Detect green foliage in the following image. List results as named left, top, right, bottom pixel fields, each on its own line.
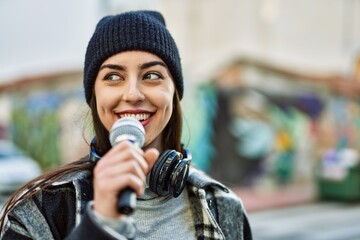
left=11, top=100, right=60, bottom=171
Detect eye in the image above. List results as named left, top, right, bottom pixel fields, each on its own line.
left=104, top=73, right=122, bottom=81
left=143, top=72, right=163, bottom=80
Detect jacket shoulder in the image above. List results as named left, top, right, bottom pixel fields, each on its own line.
left=187, top=167, right=252, bottom=240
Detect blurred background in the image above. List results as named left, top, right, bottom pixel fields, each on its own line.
left=1, top=0, right=360, bottom=239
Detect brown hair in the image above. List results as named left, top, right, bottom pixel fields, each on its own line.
left=0, top=89, right=184, bottom=232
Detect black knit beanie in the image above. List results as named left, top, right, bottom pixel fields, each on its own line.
left=83, top=10, right=183, bottom=104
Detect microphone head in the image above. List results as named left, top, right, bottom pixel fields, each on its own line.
left=109, top=117, right=145, bottom=147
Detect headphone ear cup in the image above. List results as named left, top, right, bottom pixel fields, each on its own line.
left=170, top=158, right=190, bottom=197
left=149, top=149, right=191, bottom=197
left=159, top=150, right=182, bottom=196
left=149, top=150, right=173, bottom=196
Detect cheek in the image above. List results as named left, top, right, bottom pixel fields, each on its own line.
left=164, top=97, right=174, bottom=118
left=159, top=92, right=175, bottom=128
left=164, top=86, right=175, bottom=118
left=157, top=87, right=174, bottom=116
left=95, top=87, right=118, bottom=131
left=146, top=90, right=174, bottom=128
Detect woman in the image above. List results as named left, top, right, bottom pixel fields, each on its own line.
left=0, top=10, right=252, bottom=239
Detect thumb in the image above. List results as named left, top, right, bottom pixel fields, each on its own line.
left=144, top=148, right=160, bottom=174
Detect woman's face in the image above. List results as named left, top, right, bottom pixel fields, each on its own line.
left=94, top=51, right=175, bottom=150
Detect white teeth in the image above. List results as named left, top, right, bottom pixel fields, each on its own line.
left=120, top=113, right=150, bottom=121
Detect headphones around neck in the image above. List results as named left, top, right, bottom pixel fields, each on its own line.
left=90, top=138, right=192, bottom=198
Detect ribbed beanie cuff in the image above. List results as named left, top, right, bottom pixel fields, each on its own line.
left=84, top=10, right=183, bottom=104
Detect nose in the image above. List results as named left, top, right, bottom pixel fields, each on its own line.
left=122, top=81, right=145, bottom=102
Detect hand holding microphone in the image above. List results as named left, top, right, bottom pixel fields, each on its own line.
left=93, top=117, right=159, bottom=218
left=109, top=117, right=145, bottom=215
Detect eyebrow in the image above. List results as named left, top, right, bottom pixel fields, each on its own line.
left=99, top=64, right=126, bottom=71
left=99, top=61, right=167, bottom=72
left=140, top=61, right=167, bottom=70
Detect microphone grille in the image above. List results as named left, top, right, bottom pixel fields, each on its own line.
left=109, top=117, right=145, bottom=147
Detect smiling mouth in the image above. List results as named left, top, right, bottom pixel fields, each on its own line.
left=119, top=113, right=151, bottom=122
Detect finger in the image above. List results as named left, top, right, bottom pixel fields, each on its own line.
left=94, top=173, right=145, bottom=196
left=112, top=140, right=144, bottom=155
left=95, top=160, right=146, bottom=183
left=112, top=148, right=149, bottom=173
left=101, top=141, right=144, bottom=162
left=96, top=145, right=146, bottom=171
left=93, top=172, right=144, bottom=218
left=143, top=148, right=160, bottom=174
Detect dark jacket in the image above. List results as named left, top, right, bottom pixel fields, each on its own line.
left=1, top=167, right=252, bottom=240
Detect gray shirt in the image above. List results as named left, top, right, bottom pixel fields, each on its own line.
left=91, top=186, right=195, bottom=239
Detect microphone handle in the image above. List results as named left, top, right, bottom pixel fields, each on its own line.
left=117, top=187, right=136, bottom=215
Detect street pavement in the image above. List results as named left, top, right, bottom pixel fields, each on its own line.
left=248, top=202, right=360, bottom=240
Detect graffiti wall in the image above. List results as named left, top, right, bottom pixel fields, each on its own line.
left=184, top=61, right=360, bottom=192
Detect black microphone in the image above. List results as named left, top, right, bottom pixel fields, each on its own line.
left=109, top=117, right=145, bottom=215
